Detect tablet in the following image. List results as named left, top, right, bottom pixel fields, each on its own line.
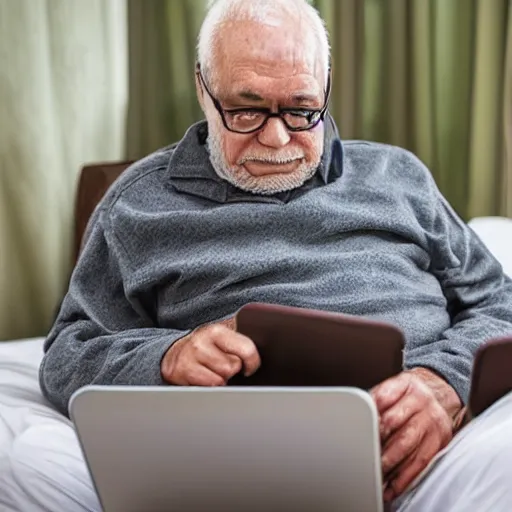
left=229, top=302, right=404, bottom=390
left=468, top=335, right=512, bottom=417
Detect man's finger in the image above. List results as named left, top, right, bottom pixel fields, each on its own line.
left=371, top=372, right=413, bottom=414
left=212, top=328, right=261, bottom=376
left=185, top=363, right=227, bottom=387
left=384, top=432, right=437, bottom=501
left=381, top=412, right=425, bottom=477
left=379, top=389, right=426, bottom=441
left=197, top=343, right=243, bottom=380
left=382, top=446, right=419, bottom=502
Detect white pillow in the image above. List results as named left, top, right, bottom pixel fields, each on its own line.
left=468, top=216, right=512, bottom=278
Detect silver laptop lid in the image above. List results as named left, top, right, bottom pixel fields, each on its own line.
left=70, top=386, right=383, bottom=512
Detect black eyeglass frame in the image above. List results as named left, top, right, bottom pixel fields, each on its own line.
left=196, top=63, right=332, bottom=134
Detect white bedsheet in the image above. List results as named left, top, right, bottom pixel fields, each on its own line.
left=0, top=338, right=71, bottom=456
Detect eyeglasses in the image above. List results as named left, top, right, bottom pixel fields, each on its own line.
left=196, top=64, right=331, bottom=134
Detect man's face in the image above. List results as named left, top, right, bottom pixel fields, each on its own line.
left=198, top=20, right=326, bottom=195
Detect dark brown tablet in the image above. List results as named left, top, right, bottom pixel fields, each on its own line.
left=229, top=302, right=404, bottom=390
left=468, top=336, right=512, bottom=417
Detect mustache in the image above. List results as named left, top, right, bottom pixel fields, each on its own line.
left=238, top=154, right=305, bottom=165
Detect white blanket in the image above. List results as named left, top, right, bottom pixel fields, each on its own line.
left=0, top=339, right=92, bottom=511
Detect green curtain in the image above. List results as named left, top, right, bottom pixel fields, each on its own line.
left=0, top=0, right=128, bottom=341
left=313, top=0, right=511, bottom=220
left=127, top=0, right=511, bottom=220
left=125, top=0, right=206, bottom=159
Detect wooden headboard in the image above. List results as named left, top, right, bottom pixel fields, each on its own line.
left=74, top=161, right=133, bottom=263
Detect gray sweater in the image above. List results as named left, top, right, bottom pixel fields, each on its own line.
left=40, top=118, right=512, bottom=416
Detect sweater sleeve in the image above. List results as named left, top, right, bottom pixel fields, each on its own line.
left=403, top=175, right=512, bottom=405
left=39, top=209, right=190, bottom=416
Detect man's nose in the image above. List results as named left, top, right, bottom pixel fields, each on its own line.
left=257, top=117, right=291, bottom=148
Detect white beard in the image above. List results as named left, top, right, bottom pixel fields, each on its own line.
left=206, top=125, right=319, bottom=195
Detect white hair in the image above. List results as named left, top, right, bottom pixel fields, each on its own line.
left=197, top=0, right=330, bottom=87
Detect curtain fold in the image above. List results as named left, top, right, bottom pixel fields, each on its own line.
left=409, top=0, right=435, bottom=172
left=502, top=0, right=512, bottom=217
left=467, top=0, right=509, bottom=218
left=125, top=0, right=206, bottom=159
left=324, top=0, right=365, bottom=139
left=431, top=0, right=474, bottom=216
left=0, top=0, right=127, bottom=341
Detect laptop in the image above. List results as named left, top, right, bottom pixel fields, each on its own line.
left=70, top=386, right=384, bottom=512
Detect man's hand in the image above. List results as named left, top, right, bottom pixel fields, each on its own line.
left=161, top=319, right=261, bottom=386
left=371, top=369, right=461, bottom=502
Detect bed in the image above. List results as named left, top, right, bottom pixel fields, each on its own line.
left=0, top=161, right=511, bottom=499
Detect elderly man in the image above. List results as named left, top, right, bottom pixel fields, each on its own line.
left=2, top=0, right=512, bottom=510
